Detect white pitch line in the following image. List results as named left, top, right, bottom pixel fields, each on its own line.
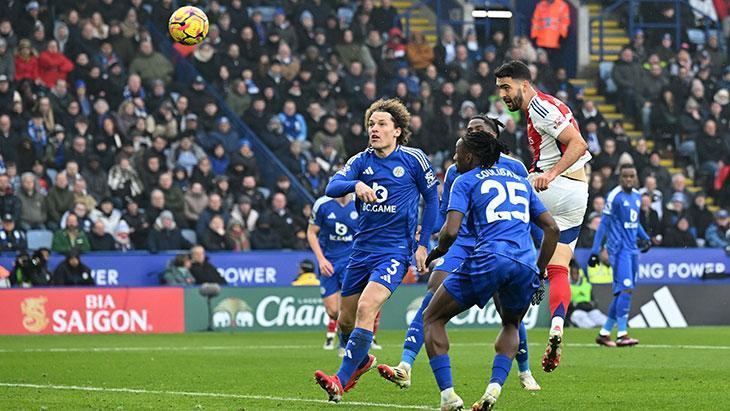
left=0, top=382, right=436, bottom=410
left=1, top=342, right=729, bottom=354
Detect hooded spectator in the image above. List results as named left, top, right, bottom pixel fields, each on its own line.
left=147, top=210, right=191, bottom=253
left=52, top=248, right=94, bottom=286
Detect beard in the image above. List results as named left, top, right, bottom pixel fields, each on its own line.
left=504, top=88, right=524, bottom=112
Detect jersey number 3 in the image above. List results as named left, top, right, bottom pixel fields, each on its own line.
left=481, top=180, right=529, bottom=223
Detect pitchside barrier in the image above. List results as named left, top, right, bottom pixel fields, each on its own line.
left=0, top=249, right=727, bottom=287
left=1, top=282, right=729, bottom=335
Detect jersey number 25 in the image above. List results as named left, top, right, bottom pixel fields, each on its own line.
left=481, top=180, right=529, bottom=223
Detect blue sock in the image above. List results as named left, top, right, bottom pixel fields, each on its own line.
left=339, top=331, right=350, bottom=349
left=336, top=327, right=373, bottom=384
left=401, top=291, right=433, bottom=367
left=516, top=322, right=530, bottom=373
left=616, top=292, right=632, bottom=335
left=489, top=354, right=512, bottom=385
left=429, top=354, right=453, bottom=391
left=602, top=296, right=618, bottom=332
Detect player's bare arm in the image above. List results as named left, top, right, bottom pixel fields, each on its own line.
left=306, top=224, right=334, bottom=276
left=533, top=126, right=588, bottom=192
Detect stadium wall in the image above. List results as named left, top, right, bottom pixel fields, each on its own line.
left=1, top=249, right=726, bottom=287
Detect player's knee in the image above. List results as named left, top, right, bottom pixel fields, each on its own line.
left=355, top=299, right=379, bottom=323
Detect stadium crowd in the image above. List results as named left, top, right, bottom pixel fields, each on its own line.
left=0, top=0, right=728, bottom=277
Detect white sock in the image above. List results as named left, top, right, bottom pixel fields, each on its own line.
left=440, top=387, right=455, bottom=399
left=486, top=382, right=502, bottom=395
left=617, top=331, right=628, bottom=338
left=550, top=317, right=564, bottom=332
left=599, top=328, right=611, bottom=337
left=326, top=332, right=335, bottom=338
left=519, top=370, right=532, bottom=377
left=398, top=362, right=411, bottom=373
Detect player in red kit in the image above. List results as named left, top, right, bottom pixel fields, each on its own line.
left=495, top=61, right=590, bottom=373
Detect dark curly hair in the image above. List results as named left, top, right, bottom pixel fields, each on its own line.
left=462, top=130, right=509, bottom=169
left=364, top=98, right=412, bottom=145
left=469, top=114, right=510, bottom=155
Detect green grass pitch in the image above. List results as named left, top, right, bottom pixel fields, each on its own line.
left=2, top=327, right=730, bottom=410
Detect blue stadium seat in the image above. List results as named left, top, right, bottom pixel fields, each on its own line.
left=181, top=229, right=197, bottom=246
left=27, top=230, right=53, bottom=251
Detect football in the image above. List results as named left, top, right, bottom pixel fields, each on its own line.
left=168, top=6, right=209, bottom=45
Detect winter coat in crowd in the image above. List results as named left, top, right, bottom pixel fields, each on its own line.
left=17, top=188, right=47, bottom=227
left=190, top=258, right=227, bottom=285
left=52, top=251, right=94, bottom=286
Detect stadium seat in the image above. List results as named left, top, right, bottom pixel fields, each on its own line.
left=26, top=230, right=53, bottom=251
left=181, top=229, right=197, bottom=245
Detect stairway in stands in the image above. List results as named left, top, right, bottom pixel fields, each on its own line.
left=573, top=3, right=719, bottom=212
left=393, top=0, right=438, bottom=44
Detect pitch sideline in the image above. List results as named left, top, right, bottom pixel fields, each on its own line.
left=1, top=342, right=728, bottom=353
left=0, top=382, right=437, bottom=410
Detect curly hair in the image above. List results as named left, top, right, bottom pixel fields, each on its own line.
left=469, top=114, right=510, bottom=155
left=462, top=130, right=508, bottom=169
left=364, top=98, right=412, bottom=146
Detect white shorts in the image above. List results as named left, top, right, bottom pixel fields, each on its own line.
left=529, top=174, right=588, bottom=249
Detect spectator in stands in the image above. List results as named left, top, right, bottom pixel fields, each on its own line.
left=612, top=47, right=643, bottom=120
left=231, top=196, right=259, bottom=233
left=231, top=141, right=259, bottom=180
left=52, top=248, right=94, bottom=286
left=706, top=209, right=730, bottom=248
left=669, top=173, right=694, bottom=208
left=89, top=220, right=115, bottom=251
left=663, top=216, right=697, bottom=248
left=697, top=119, right=728, bottom=182
left=113, top=220, right=132, bottom=251
left=46, top=172, right=74, bottom=229
left=689, top=192, right=715, bottom=243
left=184, top=182, right=208, bottom=226
left=122, top=198, right=148, bottom=250
left=167, top=133, right=206, bottom=175
left=128, top=40, right=173, bottom=86
left=82, top=155, right=110, bottom=202
left=200, top=214, right=234, bottom=252
left=0, top=213, right=26, bottom=252
left=642, top=152, right=672, bottom=193
left=196, top=193, right=230, bottom=237
left=189, top=244, right=226, bottom=285
left=147, top=210, right=191, bottom=253
left=227, top=218, right=250, bottom=251
left=17, top=172, right=46, bottom=229
left=51, top=212, right=90, bottom=253
left=594, top=138, right=620, bottom=172
left=72, top=178, right=96, bottom=211
left=278, top=100, right=307, bottom=143
left=407, top=31, right=434, bottom=72
left=163, top=253, right=195, bottom=286
left=312, top=115, right=345, bottom=156
left=108, top=156, right=144, bottom=202
left=640, top=193, right=663, bottom=245
left=263, top=192, right=304, bottom=250
left=38, top=39, right=73, bottom=87
left=578, top=211, right=601, bottom=249
left=158, top=171, right=184, bottom=222
left=14, top=39, right=39, bottom=82
left=569, top=260, right=607, bottom=329
left=90, top=197, right=121, bottom=234
left=250, top=213, right=282, bottom=250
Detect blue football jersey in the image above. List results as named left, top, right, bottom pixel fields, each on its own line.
left=310, top=196, right=358, bottom=259
left=593, top=187, right=648, bottom=253
left=448, top=166, right=547, bottom=266
left=330, top=146, right=439, bottom=253
left=439, top=154, right=530, bottom=244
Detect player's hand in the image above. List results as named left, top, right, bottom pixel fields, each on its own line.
left=318, top=258, right=334, bottom=277
left=532, top=172, right=556, bottom=192
left=587, top=254, right=600, bottom=267
left=638, top=239, right=651, bottom=253
left=414, top=245, right=429, bottom=274
left=355, top=181, right=378, bottom=203
left=532, top=280, right=546, bottom=306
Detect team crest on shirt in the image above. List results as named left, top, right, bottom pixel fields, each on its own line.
left=393, top=166, right=405, bottom=178
left=350, top=211, right=358, bottom=219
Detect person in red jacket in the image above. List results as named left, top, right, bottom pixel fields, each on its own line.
left=38, top=40, right=74, bottom=87
left=531, top=0, right=571, bottom=69
left=14, top=39, right=39, bottom=83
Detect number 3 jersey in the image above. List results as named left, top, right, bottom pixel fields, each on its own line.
left=310, top=196, right=358, bottom=260
left=332, top=146, right=439, bottom=254
left=448, top=166, right=547, bottom=266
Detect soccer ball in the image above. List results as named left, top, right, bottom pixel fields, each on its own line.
left=168, top=6, right=209, bottom=45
